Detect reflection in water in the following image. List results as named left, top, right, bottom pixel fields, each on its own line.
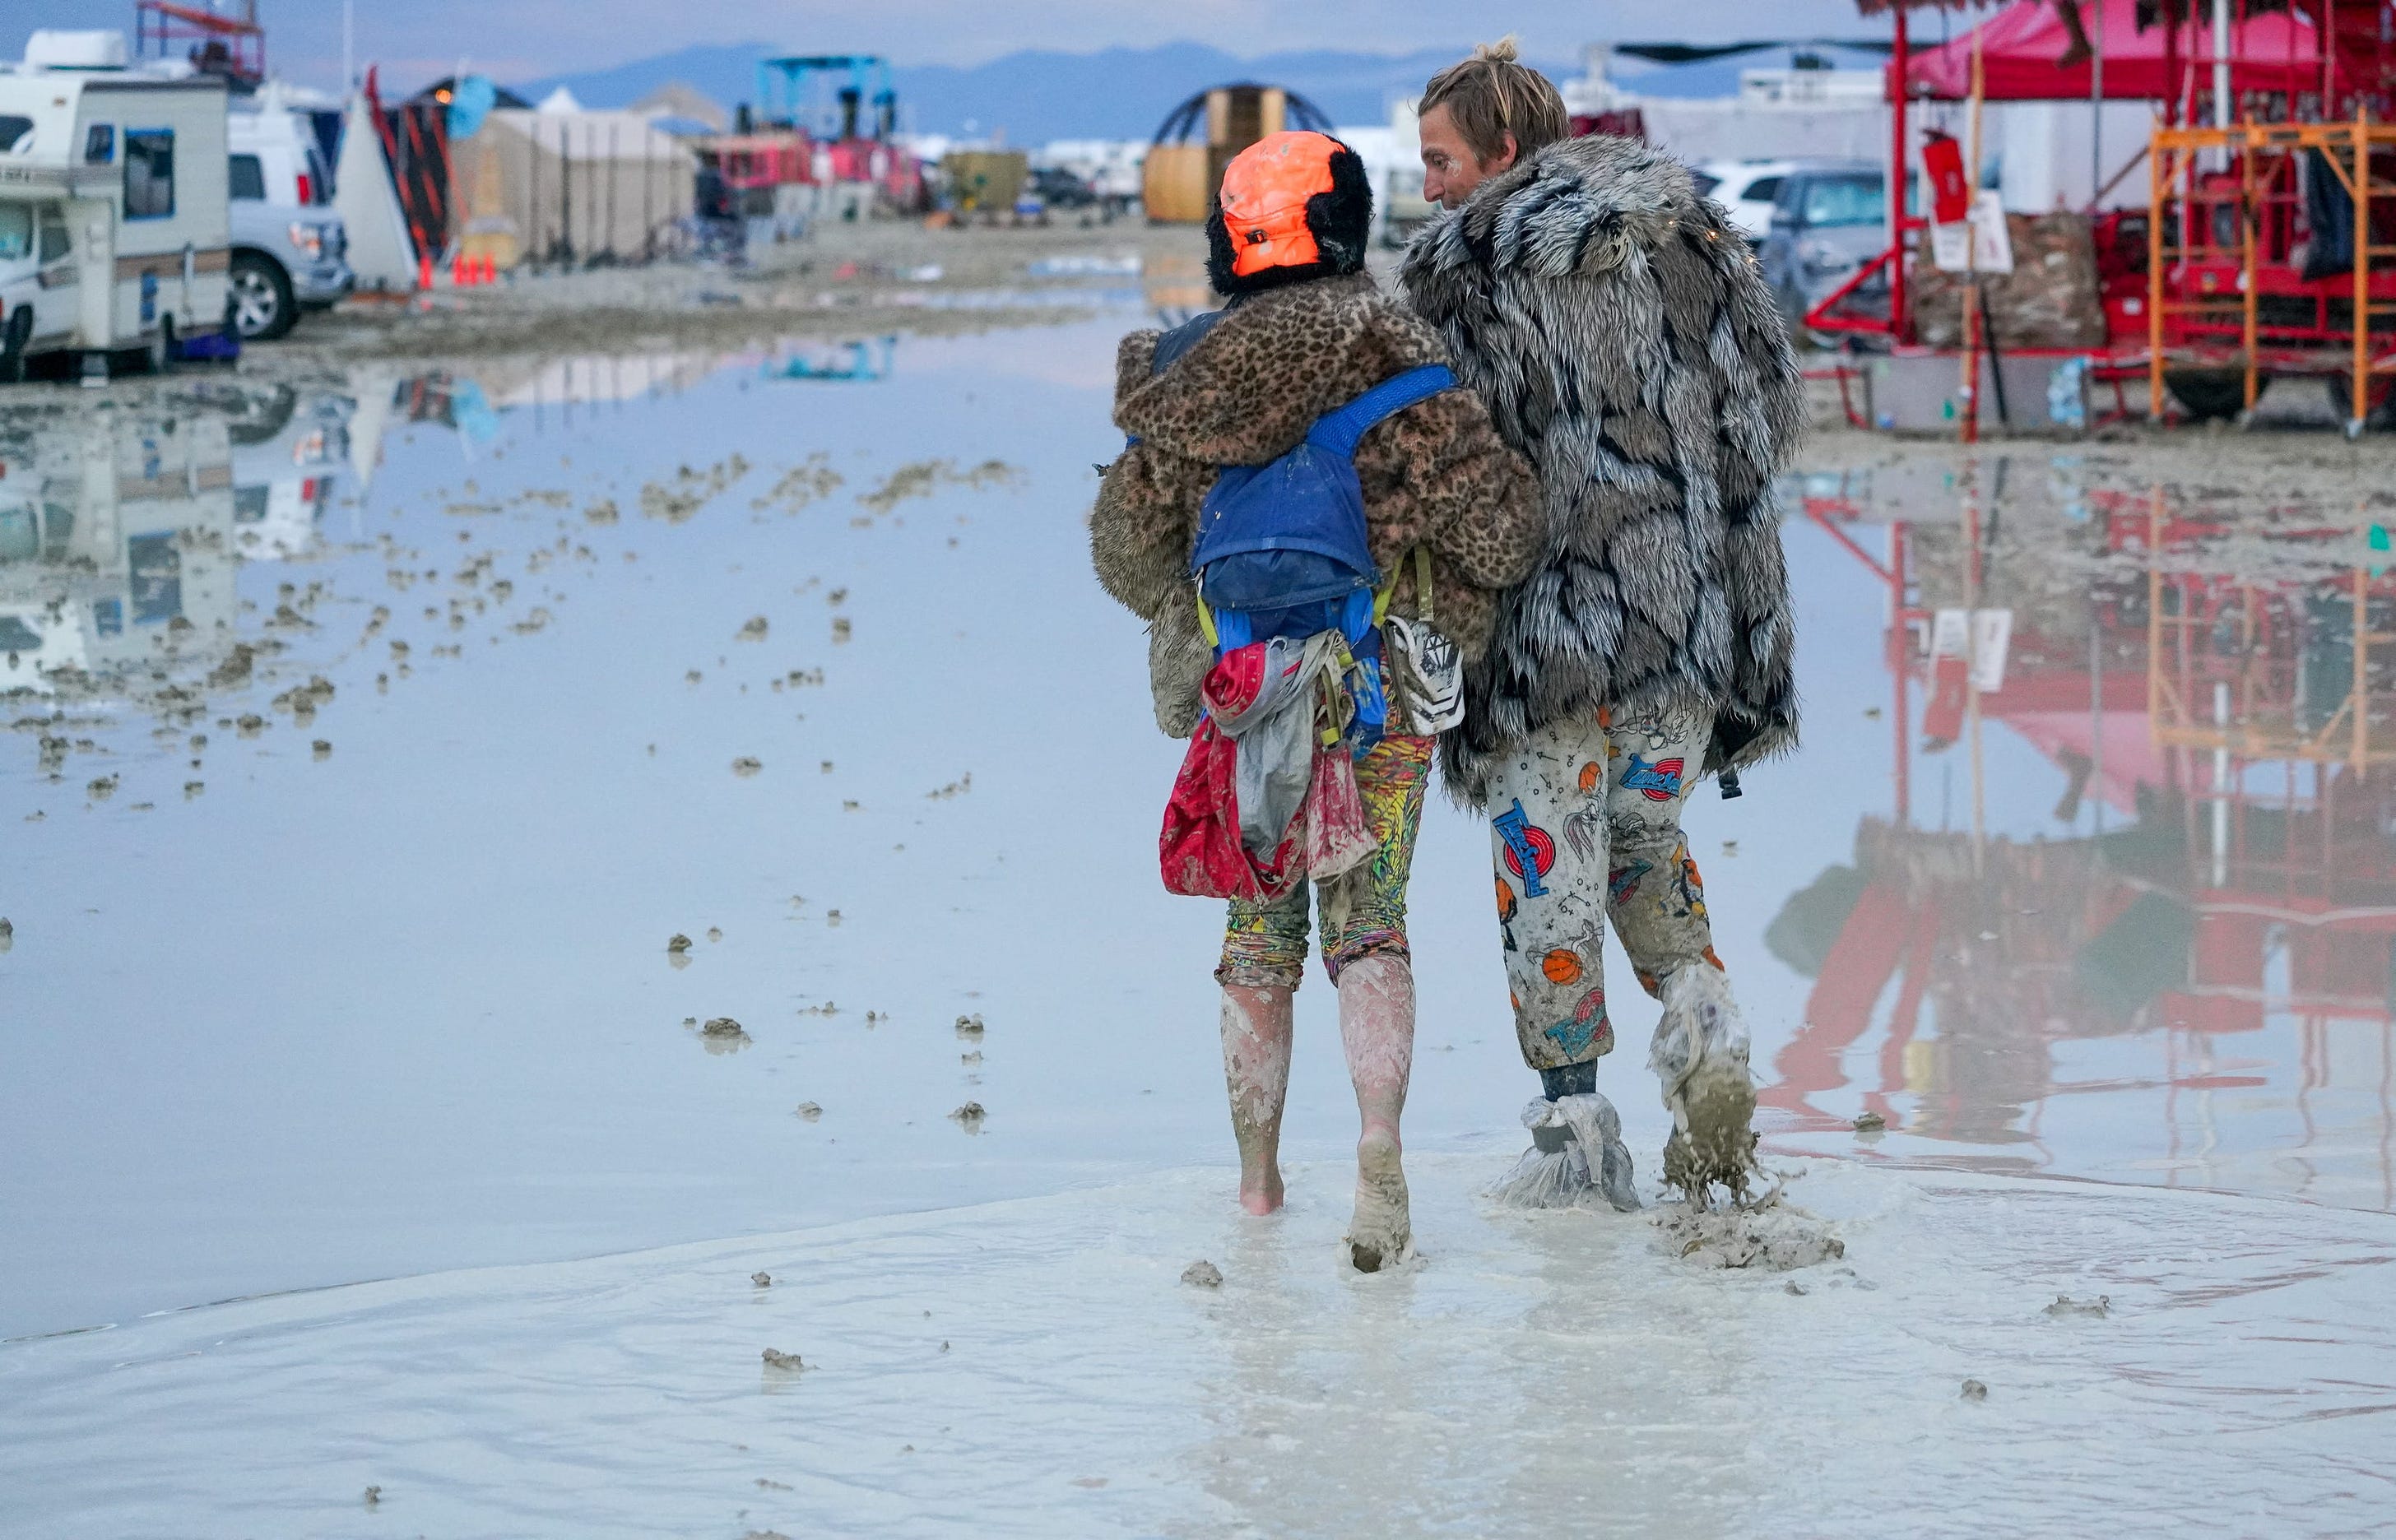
left=1776, top=457, right=2396, bottom=1208
left=761, top=336, right=895, bottom=383
left=1, top=413, right=237, bottom=693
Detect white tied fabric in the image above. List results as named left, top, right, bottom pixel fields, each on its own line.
left=1488, top=1092, right=1641, bottom=1212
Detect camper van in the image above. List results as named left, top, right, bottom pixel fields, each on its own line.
left=0, top=30, right=232, bottom=381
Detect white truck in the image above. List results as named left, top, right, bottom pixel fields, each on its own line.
left=0, top=30, right=233, bottom=383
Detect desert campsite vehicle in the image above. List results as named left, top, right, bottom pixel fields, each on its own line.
left=0, top=30, right=233, bottom=382
left=226, top=90, right=351, bottom=340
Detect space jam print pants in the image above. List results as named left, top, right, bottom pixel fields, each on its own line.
left=1487, top=706, right=1725, bottom=1071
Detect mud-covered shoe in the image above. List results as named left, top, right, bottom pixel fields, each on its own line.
left=1488, top=1092, right=1641, bottom=1212
left=1649, top=965, right=1758, bottom=1204
left=1346, top=1129, right=1412, bottom=1273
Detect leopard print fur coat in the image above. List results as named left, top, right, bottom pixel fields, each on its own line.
left=1090, top=271, right=1542, bottom=740
left=1400, top=133, right=1804, bottom=805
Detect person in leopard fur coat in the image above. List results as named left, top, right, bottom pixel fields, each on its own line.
left=1090, top=130, right=1540, bottom=1270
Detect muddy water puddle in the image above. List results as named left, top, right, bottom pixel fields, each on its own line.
left=3, top=322, right=2392, bottom=1339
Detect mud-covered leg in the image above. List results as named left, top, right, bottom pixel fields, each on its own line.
left=1600, top=707, right=1757, bottom=1204
left=1217, top=984, right=1293, bottom=1214
left=1336, top=953, right=1414, bottom=1271
left=1318, top=736, right=1431, bottom=1271
left=1218, top=879, right=1309, bottom=1217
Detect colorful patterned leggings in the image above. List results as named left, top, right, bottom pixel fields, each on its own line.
left=1487, top=707, right=1725, bottom=1071
left=1217, top=734, right=1435, bottom=990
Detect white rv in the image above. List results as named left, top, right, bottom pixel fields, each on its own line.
left=0, top=30, right=232, bottom=381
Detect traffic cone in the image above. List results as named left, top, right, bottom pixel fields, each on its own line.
left=417, top=252, right=433, bottom=290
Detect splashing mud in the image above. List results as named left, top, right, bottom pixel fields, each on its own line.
left=1651, top=1185, right=1845, bottom=1271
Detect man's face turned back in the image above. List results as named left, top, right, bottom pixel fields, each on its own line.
left=1417, top=103, right=1516, bottom=210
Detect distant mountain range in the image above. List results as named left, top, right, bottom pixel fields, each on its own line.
left=513, top=42, right=1576, bottom=143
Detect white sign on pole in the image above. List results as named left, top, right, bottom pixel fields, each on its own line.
left=1931, top=192, right=2014, bottom=275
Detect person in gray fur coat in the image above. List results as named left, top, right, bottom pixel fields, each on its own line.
left=1399, top=42, right=1805, bottom=1205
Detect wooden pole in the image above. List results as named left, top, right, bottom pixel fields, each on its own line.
left=1962, top=21, right=1986, bottom=444
left=2091, top=0, right=2106, bottom=208
left=2353, top=105, right=2370, bottom=432
left=2241, top=121, right=2258, bottom=412
left=1892, top=5, right=1911, bottom=343
left=2150, top=135, right=2168, bottom=421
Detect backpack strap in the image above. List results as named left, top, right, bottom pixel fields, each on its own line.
left=1151, top=308, right=1227, bottom=375
left=1305, top=364, right=1457, bottom=460
left=1373, top=545, right=1435, bottom=626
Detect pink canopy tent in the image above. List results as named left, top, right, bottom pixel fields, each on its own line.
left=1897, top=0, right=2329, bottom=101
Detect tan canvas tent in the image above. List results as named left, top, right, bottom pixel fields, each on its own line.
left=449, top=108, right=694, bottom=267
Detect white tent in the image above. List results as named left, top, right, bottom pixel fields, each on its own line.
left=333, top=94, right=420, bottom=291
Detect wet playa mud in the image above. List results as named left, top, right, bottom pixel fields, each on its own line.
left=3, top=230, right=2394, bottom=1532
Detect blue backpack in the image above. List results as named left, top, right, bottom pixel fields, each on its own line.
left=1186, top=361, right=1455, bottom=647
left=1131, top=309, right=1454, bottom=748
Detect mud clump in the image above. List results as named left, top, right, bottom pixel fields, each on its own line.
left=363, top=1485, right=381, bottom=1507
left=1181, top=1259, right=1224, bottom=1288
left=312, top=740, right=332, bottom=759
left=731, top=756, right=764, bottom=777
left=1653, top=1191, right=1844, bottom=1271
left=856, top=457, right=1024, bottom=515
left=640, top=455, right=750, bottom=523
left=667, top=933, right=693, bottom=953
left=752, top=1272, right=773, bottom=1288
left=2045, top=1293, right=2110, bottom=1318
left=206, top=642, right=258, bottom=689
left=86, top=775, right=117, bottom=800
left=954, top=1014, right=985, bottom=1039
left=795, top=1102, right=822, bottom=1121
left=752, top=455, right=843, bottom=513
left=583, top=499, right=620, bottom=525
left=1961, top=1379, right=1990, bottom=1401
left=701, top=1017, right=746, bottom=1039
left=0, top=917, right=12, bottom=953
left=949, top=1101, right=987, bottom=1132
left=1853, top=1111, right=1888, bottom=1133
left=736, top=616, right=769, bottom=642
left=760, top=1348, right=804, bottom=1371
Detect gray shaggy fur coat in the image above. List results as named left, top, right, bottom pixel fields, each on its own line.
left=1399, top=133, right=1804, bottom=804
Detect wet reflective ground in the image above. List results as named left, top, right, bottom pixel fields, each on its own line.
left=4, top=316, right=2394, bottom=1340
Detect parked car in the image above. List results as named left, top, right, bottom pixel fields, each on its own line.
left=1027, top=165, right=1096, bottom=209
left=225, top=100, right=351, bottom=341
left=1757, top=162, right=1891, bottom=330
left=1688, top=159, right=1802, bottom=244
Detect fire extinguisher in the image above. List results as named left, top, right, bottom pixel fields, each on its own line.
left=1922, top=130, right=1970, bottom=225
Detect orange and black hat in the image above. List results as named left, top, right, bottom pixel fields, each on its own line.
left=1205, top=130, right=1372, bottom=297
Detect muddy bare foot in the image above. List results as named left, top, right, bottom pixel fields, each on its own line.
left=1237, top=1160, right=1285, bottom=1216
left=1346, top=1129, right=1411, bottom=1273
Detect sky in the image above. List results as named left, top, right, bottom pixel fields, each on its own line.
left=8, top=0, right=1876, bottom=96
